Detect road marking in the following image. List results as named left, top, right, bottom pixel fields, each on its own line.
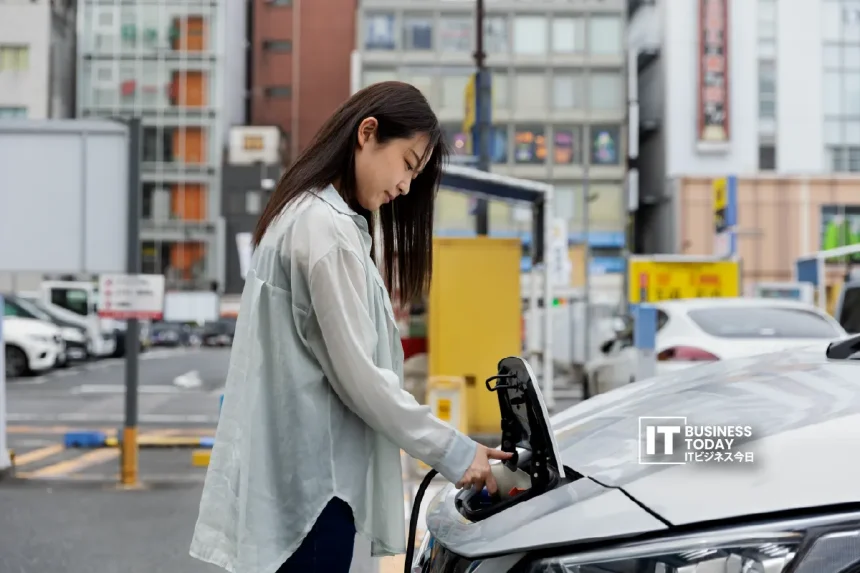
left=7, top=412, right=220, bottom=424
left=70, top=384, right=183, bottom=395
left=12, top=444, right=65, bottom=467
left=19, top=429, right=177, bottom=479
left=173, top=370, right=203, bottom=389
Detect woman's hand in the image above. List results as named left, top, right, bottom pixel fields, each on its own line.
left=456, top=445, right=514, bottom=495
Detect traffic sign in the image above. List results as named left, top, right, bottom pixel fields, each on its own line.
left=627, top=257, right=740, bottom=304
left=98, top=274, right=165, bottom=320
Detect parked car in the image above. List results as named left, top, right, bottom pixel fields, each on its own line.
left=150, top=321, right=188, bottom=347
left=413, top=344, right=860, bottom=571
left=585, top=297, right=847, bottom=395
left=3, top=316, right=64, bottom=378
left=201, top=319, right=235, bottom=347
left=4, top=293, right=88, bottom=362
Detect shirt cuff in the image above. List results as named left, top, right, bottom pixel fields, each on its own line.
left=434, top=431, right=478, bottom=484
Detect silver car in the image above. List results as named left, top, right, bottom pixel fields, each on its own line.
left=412, top=340, right=860, bottom=572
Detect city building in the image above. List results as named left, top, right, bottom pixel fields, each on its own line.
left=629, top=0, right=859, bottom=254
left=221, top=126, right=283, bottom=295
left=248, top=0, right=357, bottom=164
left=76, top=0, right=227, bottom=290
left=352, top=0, right=629, bottom=274
left=0, top=0, right=76, bottom=120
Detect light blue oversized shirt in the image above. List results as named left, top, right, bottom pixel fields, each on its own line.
left=189, top=185, right=478, bottom=573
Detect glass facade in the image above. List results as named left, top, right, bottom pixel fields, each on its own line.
left=78, top=0, right=224, bottom=289
left=358, top=5, right=626, bottom=249
left=823, top=0, right=860, bottom=172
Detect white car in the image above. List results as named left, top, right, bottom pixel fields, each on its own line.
left=3, top=316, right=64, bottom=378
left=585, top=297, right=848, bottom=395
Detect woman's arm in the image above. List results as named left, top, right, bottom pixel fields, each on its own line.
left=306, top=244, right=477, bottom=484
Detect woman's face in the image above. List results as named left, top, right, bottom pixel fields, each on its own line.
left=353, top=117, right=431, bottom=212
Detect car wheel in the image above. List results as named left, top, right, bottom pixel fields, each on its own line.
left=5, top=345, right=29, bottom=378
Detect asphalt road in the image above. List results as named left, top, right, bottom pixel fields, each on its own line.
left=0, top=347, right=435, bottom=573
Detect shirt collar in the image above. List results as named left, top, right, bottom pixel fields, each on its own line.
left=315, top=184, right=371, bottom=234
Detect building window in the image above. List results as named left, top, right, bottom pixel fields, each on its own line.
left=403, top=15, right=433, bottom=50
left=441, top=74, right=471, bottom=110
left=514, top=72, right=546, bottom=111
left=513, top=125, right=547, bottom=164
left=0, top=107, right=26, bottom=118
left=365, top=13, right=395, bottom=50
left=553, top=127, right=583, bottom=165
left=590, top=125, right=621, bottom=165
left=552, top=73, right=583, bottom=109
left=588, top=16, right=622, bottom=56
left=759, top=144, right=776, bottom=170
left=552, top=17, right=585, bottom=54
left=513, top=16, right=547, bottom=55
left=491, top=71, right=508, bottom=109
left=263, top=40, right=292, bottom=52
left=484, top=16, right=509, bottom=54
left=439, top=15, right=472, bottom=53
left=589, top=73, right=623, bottom=110
left=402, top=69, right=437, bottom=107
left=265, top=86, right=292, bottom=98
left=827, top=147, right=860, bottom=172
left=491, top=126, right=508, bottom=164
left=246, top=191, right=262, bottom=215
left=758, top=60, right=776, bottom=119
left=588, top=183, right=625, bottom=230
left=0, top=45, right=29, bottom=71
left=363, top=69, right=397, bottom=87
left=758, top=0, right=777, bottom=58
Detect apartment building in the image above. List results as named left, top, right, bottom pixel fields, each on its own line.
left=353, top=0, right=628, bottom=272
left=77, top=0, right=226, bottom=290
left=0, top=0, right=76, bottom=120
left=628, top=0, right=857, bottom=254
left=248, top=0, right=357, bottom=163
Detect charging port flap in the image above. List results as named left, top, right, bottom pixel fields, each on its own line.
left=455, top=356, right=568, bottom=522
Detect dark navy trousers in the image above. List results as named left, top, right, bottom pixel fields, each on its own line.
left=277, top=497, right=356, bottom=573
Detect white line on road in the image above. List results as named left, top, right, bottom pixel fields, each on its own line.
left=70, top=384, right=185, bottom=395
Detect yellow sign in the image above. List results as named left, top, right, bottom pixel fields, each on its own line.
left=436, top=398, right=452, bottom=422
left=627, top=258, right=740, bottom=303
left=243, top=135, right=264, bottom=151
left=462, top=74, right=476, bottom=154
left=713, top=177, right=727, bottom=230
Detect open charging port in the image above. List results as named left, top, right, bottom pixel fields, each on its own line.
left=455, top=356, right=578, bottom=522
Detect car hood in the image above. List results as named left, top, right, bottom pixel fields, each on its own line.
left=3, top=316, right=60, bottom=336
left=428, top=349, right=860, bottom=557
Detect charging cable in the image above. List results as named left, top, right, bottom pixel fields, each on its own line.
left=404, top=468, right=438, bottom=573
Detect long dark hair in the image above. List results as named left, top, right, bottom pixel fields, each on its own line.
left=252, top=81, right=448, bottom=302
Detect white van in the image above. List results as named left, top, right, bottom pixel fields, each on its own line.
left=20, top=281, right=117, bottom=358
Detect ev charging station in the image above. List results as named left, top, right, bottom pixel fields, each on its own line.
left=795, top=243, right=860, bottom=312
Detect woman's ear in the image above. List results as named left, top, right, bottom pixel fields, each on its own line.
left=356, top=117, right=378, bottom=149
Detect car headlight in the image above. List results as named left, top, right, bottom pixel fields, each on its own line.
left=525, top=516, right=860, bottom=573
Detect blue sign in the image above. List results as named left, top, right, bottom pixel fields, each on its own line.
left=633, top=304, right=657, bottom=351
left=796, top=258, right=819, bottom=287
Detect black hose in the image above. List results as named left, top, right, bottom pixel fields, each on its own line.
left=404, top=468, right=438, bottom=573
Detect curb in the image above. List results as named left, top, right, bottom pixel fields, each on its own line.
left=63, top=430, right=214, bottom=449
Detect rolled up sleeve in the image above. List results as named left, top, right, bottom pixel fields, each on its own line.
left=306, top=246, right=477, bottom=484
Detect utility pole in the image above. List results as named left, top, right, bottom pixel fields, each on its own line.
left=121, top=117, right=142, bottom=488
left=473, top=0, right=491, bottom=235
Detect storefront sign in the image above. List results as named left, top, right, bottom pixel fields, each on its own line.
left=697, top=0, right=730, bottom=145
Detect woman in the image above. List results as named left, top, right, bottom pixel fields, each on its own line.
left=190, top=82, right=512, bottom=573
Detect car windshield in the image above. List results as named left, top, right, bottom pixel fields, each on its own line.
left=687, top=307, right=841, bottom=339
left=11, top=297, right=55, bottom=323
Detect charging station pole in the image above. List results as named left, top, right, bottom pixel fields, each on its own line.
left=473, top=0, right=491, bottom=235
